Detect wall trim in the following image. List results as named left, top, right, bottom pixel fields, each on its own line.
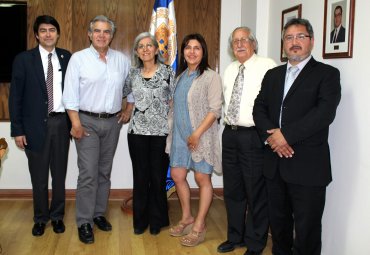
left=0, top=188, right=224, bottom=200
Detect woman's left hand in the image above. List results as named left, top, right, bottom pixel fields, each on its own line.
left=187, top=133, right=200, bottom=151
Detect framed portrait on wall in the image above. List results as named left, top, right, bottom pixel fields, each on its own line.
left=280, top=4, right=302, bottom=62
left=323, top=0, right=355, bottom=58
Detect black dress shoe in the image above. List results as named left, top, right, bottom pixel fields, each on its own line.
left=51, top=220, right=65, bottom=233
left=134, top=228, right=146, bottom=235
left=217, top=240, right=246, bottom=253
left=32, top=222, right=46, bottom=236
left=149, top=227, right=160, bottom=235
left=244, top=250, right=262, bottom=255
left=78, top=223, right=94, bottom=244
left=93, top=216, right=112, bottom=231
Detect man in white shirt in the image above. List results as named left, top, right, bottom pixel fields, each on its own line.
left=9, top=15, right=71, bottom=237
left=63, top=15, right=130, bottom=244
left=217, top=27, right=276, bottom=255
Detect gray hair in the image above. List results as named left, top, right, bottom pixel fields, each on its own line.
left=131, top=32, right=165, bottom=68
left=281, top=18, right=314, bottom=40
left=88, top=15, right=116, bottom=34
left=228, top=26, right=259, bottom=58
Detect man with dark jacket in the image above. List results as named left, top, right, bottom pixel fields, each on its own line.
left=253, top=18, right=341, bottom=255
left=9, top=15, right=71, bottom=237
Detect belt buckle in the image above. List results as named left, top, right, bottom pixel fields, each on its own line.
left=231, top=125, right=238, bottom=130
left=98, top=113, right=107, bottom=119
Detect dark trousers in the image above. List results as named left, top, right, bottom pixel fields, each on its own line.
left=222, top=127, right=268, bottom=251
left=25, top=114, right=69, bottom=223
left=266, top=170, right=326, bottom=255
left=128, top=134, right=169, bottom=230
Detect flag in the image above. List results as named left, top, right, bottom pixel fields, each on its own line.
left=149, top=0, right=177, bottom=197
left=149, top=0, right=177, bottom=71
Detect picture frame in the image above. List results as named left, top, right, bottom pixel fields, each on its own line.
left=323, top=0, right=355, bottom=58
left=281, top=4, right=302, bottom=62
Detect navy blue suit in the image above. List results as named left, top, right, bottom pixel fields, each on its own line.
left=9, top=46, right=71, bottom=223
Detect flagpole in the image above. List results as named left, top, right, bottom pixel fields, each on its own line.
left=149, top=0, right=177, bottom=198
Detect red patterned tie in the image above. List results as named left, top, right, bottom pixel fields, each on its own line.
left=46, top=53, right=53, bottom=114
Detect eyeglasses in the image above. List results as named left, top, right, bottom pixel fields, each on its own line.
left=232, top=37, right=250, bottom=46
left=283, top=33, right=311, bottom=42
left=137, top=43, right=154, bottom=50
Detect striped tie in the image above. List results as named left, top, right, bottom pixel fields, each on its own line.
left=46, top=53, right=53, bottom=114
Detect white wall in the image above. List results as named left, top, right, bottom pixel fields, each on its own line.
left=0, top=0, right=244, bottom=190
left=241, top=0, right=256, bottom=34
left=267, top=0, right=370, bottom=254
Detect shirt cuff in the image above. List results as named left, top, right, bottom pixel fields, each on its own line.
left=127, top=93, right=135, bottom=103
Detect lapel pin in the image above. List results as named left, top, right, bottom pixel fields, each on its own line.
left=61, top=55, right=64, bottom=59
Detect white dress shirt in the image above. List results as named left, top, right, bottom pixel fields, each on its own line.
left=223, top=54, right=276, bottom=127
left=63, top=45, right=130, bottom=113
left=39, top=45, right=64, bottom=112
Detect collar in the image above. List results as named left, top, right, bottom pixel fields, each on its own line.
left=287, top=55, right=312, bottom=71
left=89, top=44, right=111, bottom=59
left=238, top=53, right=257, bottom=68
left=39, top=45, right=56, bottom=58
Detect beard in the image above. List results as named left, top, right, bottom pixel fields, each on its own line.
left=284, top=46, right=311, bottom=63
left=287, top=54, right=308, bottom=62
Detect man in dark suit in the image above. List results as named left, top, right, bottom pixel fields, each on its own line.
left=9, top=15, right=71, bottom=237
left=330, top=5, right=346, bottom=43
left=253, top=18, right=341, bottom=255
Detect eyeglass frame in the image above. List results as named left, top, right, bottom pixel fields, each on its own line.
left=283, top=33, right=311, bottom=42
left=137, top=43, right=155, bottom=50
left=232, top=37, right=250, bottom=46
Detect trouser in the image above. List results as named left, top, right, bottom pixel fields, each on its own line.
left=128, top=133, right=169, bottom=230
left=75, top=113, right=122, bottom=227
left=26, top=114, right=69, bottom=223
left=266, top=170, right=326, bottom=255
left=222, top=127, right=268, bottom=252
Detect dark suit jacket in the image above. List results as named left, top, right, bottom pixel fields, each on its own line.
left=330, top=26, right=346, bottom=43
left=253, top=58, right=341, bottom=187
left=9, top=46, right=71, bottom=152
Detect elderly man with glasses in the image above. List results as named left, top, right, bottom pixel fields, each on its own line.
left=217, top=27, right=276, bottom=255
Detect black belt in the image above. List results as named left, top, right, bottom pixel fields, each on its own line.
left=225, top=124, right=255, bottom=131
left=79, top=110, right=120, bottom=119
left=48, top=112, right=65, bottom=117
